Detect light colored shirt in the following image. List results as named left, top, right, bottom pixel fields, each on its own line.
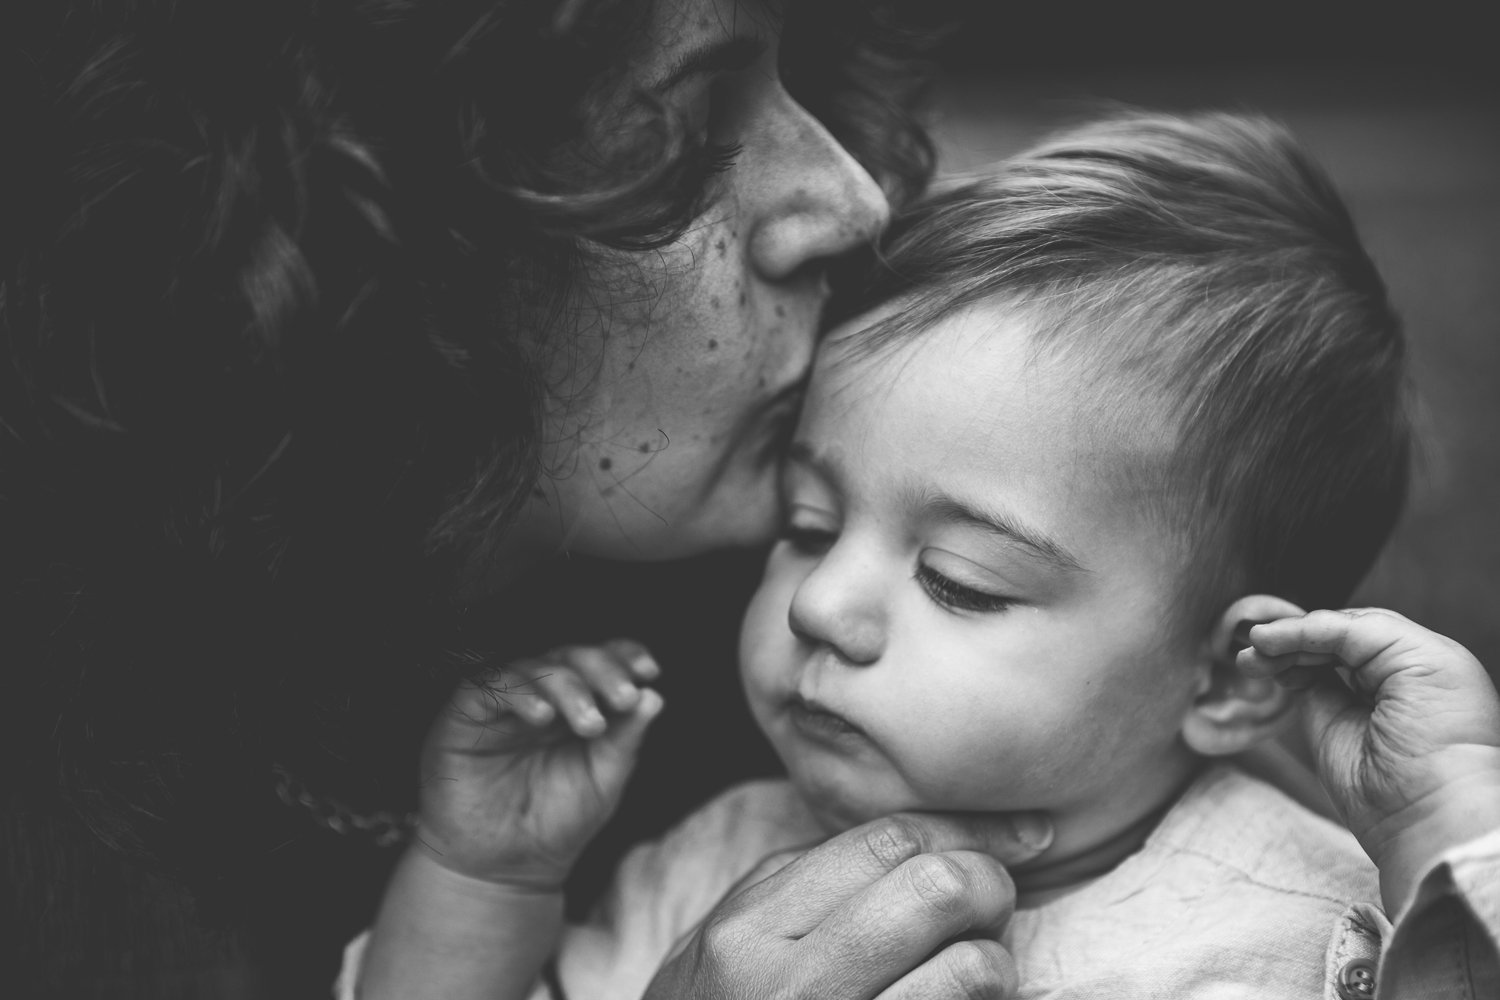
left=336, top=766, right=1500, bottom=999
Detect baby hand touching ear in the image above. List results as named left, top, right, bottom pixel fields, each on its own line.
left=1238, top=608, right=1500, bottom=914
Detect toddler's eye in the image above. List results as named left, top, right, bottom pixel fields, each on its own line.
left=781, top=523, right=835, bottom=555
left=779, top=502, right=837, bottom=554
left=916, top=564, right=1015, bottom=614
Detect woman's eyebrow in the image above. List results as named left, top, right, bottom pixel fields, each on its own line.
left=652, top=35, right=768, bottom=93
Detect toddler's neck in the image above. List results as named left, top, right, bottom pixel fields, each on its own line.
left=1011, top=770, right=1201, bottom=907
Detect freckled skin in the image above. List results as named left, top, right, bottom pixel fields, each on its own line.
left=494, top=0, right=890, bottom=565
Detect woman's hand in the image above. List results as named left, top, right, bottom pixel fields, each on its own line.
left=416, top=639, right=664, bottom=889
left=1239, top=608, right=1500, bottom=911
left=644, top=811, right=1053, bottom=999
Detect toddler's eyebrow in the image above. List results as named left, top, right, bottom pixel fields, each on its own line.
left=920, top=493, right=1084, bottom=573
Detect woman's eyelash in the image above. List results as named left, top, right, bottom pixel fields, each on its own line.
left=916, top=565, right=1014, bottom=614
left=703, top=140, right=743, bottom=176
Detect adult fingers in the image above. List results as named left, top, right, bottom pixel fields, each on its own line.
left=803, top=850, right=1018, bottom=985
left=732, top=811, right=1050, bottom=938
left=875, top=938, right=1019, bottom=1000
left=722, top=844, right=814, bottom=901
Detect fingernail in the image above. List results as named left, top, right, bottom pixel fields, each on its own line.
left=1013, top=813, right=1054, bottom=852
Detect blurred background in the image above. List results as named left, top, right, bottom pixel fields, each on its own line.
left=928, top=2, right=1500, bottom=678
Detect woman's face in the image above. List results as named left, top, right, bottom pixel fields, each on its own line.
left=508, top=0, right=892, bottom=563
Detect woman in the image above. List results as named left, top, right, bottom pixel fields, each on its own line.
left=4, top=0, right=1044, bottom=995
left=4, top=1, right=1496, bottom=998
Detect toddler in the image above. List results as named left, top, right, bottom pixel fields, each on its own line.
left=351, top=111, right=1500, bottom=999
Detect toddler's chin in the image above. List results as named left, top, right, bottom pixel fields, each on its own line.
left=788, top=784, right=881, bottom=836
left=791, top=783, right=926, bottom=837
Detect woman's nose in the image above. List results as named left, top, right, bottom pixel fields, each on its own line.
left=745, top=92, right=892, bottom=282
left=786, top=544, right=886, bottom=665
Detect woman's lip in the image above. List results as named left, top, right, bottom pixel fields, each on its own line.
left=764, top=374, right=809, bottom=418
left=755, top=377, right=808, bottom=461
left=787, top=693, right=866, bottom=743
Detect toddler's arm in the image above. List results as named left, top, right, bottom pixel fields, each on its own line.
left=1239, top=608, right=1500, bottom=914
left=360, top=641, right=664, bottom=1000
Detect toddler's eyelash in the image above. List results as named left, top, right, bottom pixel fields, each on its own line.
left=916, top=565, right=1015, bottom=614
left=781, top=524, right=834, bottom=554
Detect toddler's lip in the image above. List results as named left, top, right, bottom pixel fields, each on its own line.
left=787, top=693, right=866, bottom=743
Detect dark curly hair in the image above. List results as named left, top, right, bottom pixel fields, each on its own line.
left=0, top=0, right=938, bottom=928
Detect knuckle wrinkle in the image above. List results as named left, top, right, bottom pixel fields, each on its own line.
left=861, top=815, right=925, bottom=869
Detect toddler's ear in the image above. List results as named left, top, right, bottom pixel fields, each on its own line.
left=1182, top=594, right=1307, bottom=757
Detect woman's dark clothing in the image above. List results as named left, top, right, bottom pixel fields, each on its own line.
left=6, top=551, right=779, bottom=999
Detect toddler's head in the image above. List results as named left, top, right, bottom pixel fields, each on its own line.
left=738, top=111, right=1408, bottom=883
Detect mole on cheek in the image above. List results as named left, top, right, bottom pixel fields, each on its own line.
left=774, top=304, right=785, bottom=318
left=716, top=238, right=727, bottom=257
left=738, top=292, right=747, bottom=308
left=599, top=457, right=613, bottom=471
left=708, top=339, right=718, bottom=350
left=710, top=295, right=722, bottom=310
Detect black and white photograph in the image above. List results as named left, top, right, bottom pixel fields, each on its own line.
left=4, top=2, right=1497, bottom=997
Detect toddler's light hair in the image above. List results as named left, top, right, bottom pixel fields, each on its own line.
left=838, top=110, right=1409, bottom=619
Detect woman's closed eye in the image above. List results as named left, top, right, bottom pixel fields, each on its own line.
left=915, top=563, right=1016, bottom=614
left=678, top=39, right=767, bottom=192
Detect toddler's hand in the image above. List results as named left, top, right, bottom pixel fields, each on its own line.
left=416, top=639, right=663, bottom=891
left=1238, top=608, right=1500, bottom=910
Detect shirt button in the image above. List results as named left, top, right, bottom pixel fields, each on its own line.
left=1335, top=957, right=1377, bottom=1000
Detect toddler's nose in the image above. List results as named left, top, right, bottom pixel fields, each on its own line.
left=787, top=545, right=886, bottom=665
